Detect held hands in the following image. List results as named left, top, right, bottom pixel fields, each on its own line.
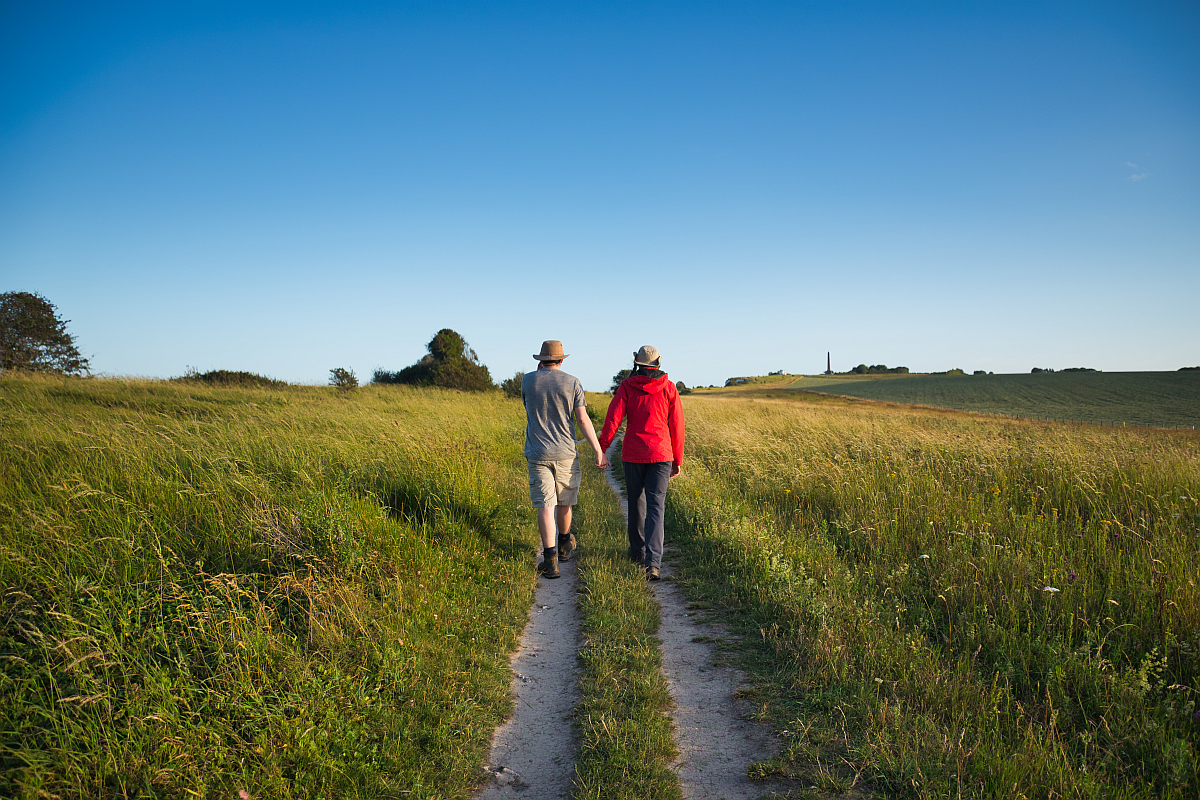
left=596, top=452, right=611, bottom=470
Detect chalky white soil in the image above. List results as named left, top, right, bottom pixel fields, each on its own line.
left=476, top=557, right=581, bottom=799
left=477, top=438, right=785, bottom=799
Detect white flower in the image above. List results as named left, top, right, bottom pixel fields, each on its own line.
left=918, top=554, right=930, bottom=559
left=1043, top=586, right=1060, bottom=593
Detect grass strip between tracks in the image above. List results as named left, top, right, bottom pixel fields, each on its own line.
left=571, top=425, right=682, bottom=800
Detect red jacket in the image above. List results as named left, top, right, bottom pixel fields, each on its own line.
left=599, top=372, right=685, bottom=465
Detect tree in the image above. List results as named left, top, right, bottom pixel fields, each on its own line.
left=373, top=328, right=494, bottom=392
left=0, top=292, right=89, bottom=375
left=610, top=368, right=632, bottom=392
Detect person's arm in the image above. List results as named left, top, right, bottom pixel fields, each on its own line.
left=668, top=384, right=685, bottom=477
left=575, top=406, right=609, bottom=469
left=598, top=384, right=626, bottom=453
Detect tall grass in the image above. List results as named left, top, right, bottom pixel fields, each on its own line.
left=1, top=375, right=539, bottom=799
left=668, top=395, right=1199, bottom=797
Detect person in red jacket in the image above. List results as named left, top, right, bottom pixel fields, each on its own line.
left=599, top=345, right=685, bottom=580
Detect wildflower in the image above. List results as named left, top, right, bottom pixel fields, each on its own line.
left=1111, top=531, right=1120, bottom=539
left=1076, top=534, right=1083, bottom=539
left=1068, top=572, right=1078, bottom=581
left=1194, top=710, right=1200, bottom=719
left=1043, top=586, right=1060, bottom=593
left=919, top=554, right=930, bottom=559
left=240, top=792, right=251, bottom=800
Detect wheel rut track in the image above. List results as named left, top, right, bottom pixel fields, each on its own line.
left=477, top=438, right=784, bottom=799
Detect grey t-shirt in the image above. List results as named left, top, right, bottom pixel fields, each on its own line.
left=522, top=367, right=586, bottom=461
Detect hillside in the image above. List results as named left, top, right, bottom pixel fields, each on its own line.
left=744, top=371, right=1200, bottom=428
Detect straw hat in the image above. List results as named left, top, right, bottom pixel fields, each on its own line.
left=633, top=345, right=661, bottom=367
left=533, top=340, right=569, bottom=361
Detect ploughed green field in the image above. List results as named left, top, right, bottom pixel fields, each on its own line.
left=738, top=371, right=1200, bottom=429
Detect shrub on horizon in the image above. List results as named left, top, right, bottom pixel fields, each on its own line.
left=329, top=367, right=358, bottom=392
left=179, top=369, right=288, bottom=388
left=374, top=328, right=494, bottom=392
left=500, top=370, right=524, bottom=399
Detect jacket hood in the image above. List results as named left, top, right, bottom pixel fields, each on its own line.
left=626, top=372, right=671, bottom=394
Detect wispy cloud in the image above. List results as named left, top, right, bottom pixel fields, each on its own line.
left=1124, top=162, right=1148, bottom=181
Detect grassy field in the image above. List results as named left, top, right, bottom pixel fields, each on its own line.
left=9, top=373, right=1197, bottom=798
left=667, top=392, right=1200, bottom=798
left=0, top=375, right=542, bottom=799
left=0, top=376, right=685, bottom=800
left=754, top=371, right=1200, bottom=429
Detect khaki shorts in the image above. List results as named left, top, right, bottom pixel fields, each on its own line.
left=527, top=456, right=582, bottom=508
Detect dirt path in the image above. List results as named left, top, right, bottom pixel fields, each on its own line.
left=604, top=445, right=786, bottom=800
left=476, top=558, right=581, bottom=799
left=477, top=440, right=783, bottom=799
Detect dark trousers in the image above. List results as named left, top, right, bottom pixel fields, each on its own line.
left=624, top=461, right=672, bottom=570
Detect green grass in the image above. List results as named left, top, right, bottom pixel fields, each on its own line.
left=667, top=394, right=1200, bottom=798
left=573, top=396, right=681, bottom=800
left=0, top=375, right=539, bottom=799
left=768, top=371, right=1200, bottom=428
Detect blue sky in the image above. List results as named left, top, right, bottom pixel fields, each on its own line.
left=3, top=1, right=1197, bottom=389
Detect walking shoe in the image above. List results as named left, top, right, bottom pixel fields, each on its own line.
left=537, top=552, right=560, bottom=579
left=557, top=532, right=576, bottom=562
left=646, top=566, right=660, bottom=581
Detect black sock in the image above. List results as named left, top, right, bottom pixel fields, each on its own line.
left=544, top=546, right=557, bottom=559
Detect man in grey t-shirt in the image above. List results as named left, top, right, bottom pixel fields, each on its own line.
left=522, top=340, right=608, bottom=578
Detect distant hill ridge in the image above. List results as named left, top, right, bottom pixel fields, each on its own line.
left=710, top=370, right=1200, bottom=429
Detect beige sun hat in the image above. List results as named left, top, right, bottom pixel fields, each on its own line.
left=633, top=345, right=661, bottom=367
left=533, top=340, right=570, bottom=361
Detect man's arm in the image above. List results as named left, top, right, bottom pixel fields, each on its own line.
left=576, top=406, right=609, bottom=469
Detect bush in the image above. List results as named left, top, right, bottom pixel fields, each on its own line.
left=611, top=368, right=632, bottom=393
left=500, top=370, right=524, bottom=399
left=676, top=380, right=692, bottom=395
left=374, top=329, right=494, bottom=392
left=329, top=367, right=358, bottom=392
left=179, top=369, right=288, bottom=388
left=946, top=368, right=965, bottom=376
